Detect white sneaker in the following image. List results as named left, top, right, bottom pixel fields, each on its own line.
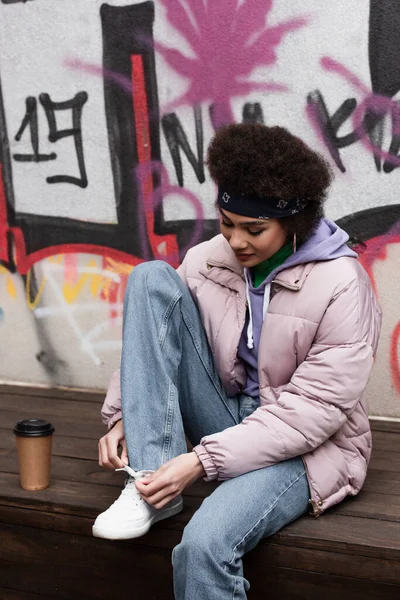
left=92, top=465, right=183, bottom=540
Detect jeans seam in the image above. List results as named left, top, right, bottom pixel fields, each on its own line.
left=161, top=380, right=175, bottom=463
left=225, top=470, right=306, bottom=572
left=232, top=574, right=238, bottom=600
left=181, top=309, right=239, bottom=425
left=159, top=290, right=182, bottom=348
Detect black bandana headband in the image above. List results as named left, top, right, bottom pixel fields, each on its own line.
left=217, top=186, right=308, bottom=219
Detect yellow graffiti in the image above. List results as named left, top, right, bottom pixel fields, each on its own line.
left=0, top=265, right=17, bottom=299
left=104, top=257, right=134, bottom=276
left=63, top=259, right=103, bottom=303
left=1, top=255, right=134, bottom=308
left=101, top=257, right=133, bottom=301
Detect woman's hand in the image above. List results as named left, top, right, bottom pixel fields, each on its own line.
left=98, top=419, right=128, bottom=470
left=136, top=453, right=205, bottom=509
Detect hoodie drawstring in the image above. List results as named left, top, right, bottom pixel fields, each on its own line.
left=245, top=271, right=254, bottom=349
left=245, top=273, right=271, bottom=350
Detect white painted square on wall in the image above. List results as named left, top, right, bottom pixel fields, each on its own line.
left=0, top=0, right=118, bottom=223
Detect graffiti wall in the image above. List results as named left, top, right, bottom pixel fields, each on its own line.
left=0, top=0, right=399, bottom=417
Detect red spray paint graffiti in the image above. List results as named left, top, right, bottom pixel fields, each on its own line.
left=0, top=52, right=184, bottom=274
left=354, top=225, right=400, bottom=396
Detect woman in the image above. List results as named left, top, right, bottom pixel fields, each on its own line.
left=94, top=124, right=382, bottom=600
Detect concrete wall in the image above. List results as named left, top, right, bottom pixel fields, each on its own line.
left=0, top=0, right=399, bottom=417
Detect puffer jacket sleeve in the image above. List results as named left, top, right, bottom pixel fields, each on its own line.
left=101, top=369, right=122, bottom=429
left=193, top=277, right=381, bottom=481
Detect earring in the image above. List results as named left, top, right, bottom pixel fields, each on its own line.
left=293, top=232, right=297, bottom=253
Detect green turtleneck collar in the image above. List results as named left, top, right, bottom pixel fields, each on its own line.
left=251, top=242, right=293, bottom=288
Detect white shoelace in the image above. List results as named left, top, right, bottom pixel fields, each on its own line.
left=114, top=466, right=150, bottom=507
left=115, top=465, right=147, bottom=480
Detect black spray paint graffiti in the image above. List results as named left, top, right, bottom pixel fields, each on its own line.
left=307, top=0, right=400, bottom=174
left=162, top=102, right=265, bottom=189
left=161, top=106, right=205, bottom=188
left=154, top=102, right=265, bottom=248
left=13, top=92, right=88, bottom=188
left=1, top=2, right=160, bottom=272
left=2, top=0, right=399, bottom=277
left=1, top=0, right=35, bottom=4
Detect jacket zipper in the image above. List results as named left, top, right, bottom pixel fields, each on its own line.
left=308, top=499, right=321, bottom=518
left=302, top=457, right=323, bottom=517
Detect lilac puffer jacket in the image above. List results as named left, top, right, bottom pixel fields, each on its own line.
left=102, top=234, right=382, bottom=516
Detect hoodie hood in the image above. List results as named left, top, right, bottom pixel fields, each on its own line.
left=249, top=218, right=357, bottom=293
left=239, top=219, right=358, bottom=394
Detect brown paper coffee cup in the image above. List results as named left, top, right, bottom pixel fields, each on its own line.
left=13, top=419, right=55, bottom=491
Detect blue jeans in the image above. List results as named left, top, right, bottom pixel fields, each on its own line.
left=121, top=261, right=310, bottom=600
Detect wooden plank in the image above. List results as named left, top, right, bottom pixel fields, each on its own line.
left=0, top=386, right=398, bottom=430
left=275, top=512, right=400, bottom=560
left=0, top=383, right=105, bottom=404
left=0, top=506, right=400, bottom=597
left=2, top=445, right=398, bottom=500
left=0, top=410, right=105, bottom=440
left=0, top=448, right=221, bottom=498
left=363, top=469, right=400, bottom=495
left=0, top=472, right=124, bottom=516
left=0, top=472, right=208, bottom=531
left=370, top=419, right=400, bottom=434
left=0, top=522, right=175, bottom=600
left=0, top=413, right=398, bottom=463
left=1, top=521, right=399, bottom=600
left=0, top=504, right=183, bottom=549
left=1, top=428, right=400, bottom=495
left=1, top=424, right=400, bottom=490
left=0, top=386, right=398, bottom=428
left=369, top=450, right=400, bottom=472
left=2, top=447, right=400, bottom=520
left=0, top=429, right=99, bottom=461
left=372, top=430, right=400, bottom=452
left=254, top=541, right=400, bottom=585
left=1, top=471, right=399, bottom=561
left=0, top=589, right=59, bottom=600
left=331, top=490, right=400, bottom=522
left=0, top=449, right=125, bottom=488
left=246, top=564, right=400, bottom=600
left=0, top=394, right=101, bottom=421
left=3, top=445, right=399, bottom=512
left=0, top=505, right=398, bottom=586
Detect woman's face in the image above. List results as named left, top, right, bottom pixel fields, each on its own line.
left=219, top=208, right=288, bottom=267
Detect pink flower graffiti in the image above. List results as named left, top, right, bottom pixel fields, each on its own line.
left=157, top=0, right=307, bottom=127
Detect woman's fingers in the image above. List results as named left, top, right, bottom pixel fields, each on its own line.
left=98, top=437, right=110, bottom=469
left=137, top=481, right=178, bottom=508
left=136, top=476, right=164, bottom=496
left=120, top=439, right=129, bottom=466
left=98, top=439, right=104, bottom=467
left=153, top=493, right=178, bottom=510
left=98, top=430, right=126, bottom=470
left=105, top=434, right=125, bottom=469
left=136, top=476, right=179, bottom=507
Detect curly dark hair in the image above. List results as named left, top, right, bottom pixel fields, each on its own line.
left=206, top=124, right=333, bottom=243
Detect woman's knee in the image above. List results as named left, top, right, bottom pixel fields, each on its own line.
left=172, top=515, right=224, bottom=568
left=126, top=260, right=176, bottom=295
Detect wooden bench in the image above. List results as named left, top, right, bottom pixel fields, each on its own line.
left=0, top=384, right=399, bottom=600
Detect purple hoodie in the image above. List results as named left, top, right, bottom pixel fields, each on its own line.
left=238, top=218, right=358, bottom=397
